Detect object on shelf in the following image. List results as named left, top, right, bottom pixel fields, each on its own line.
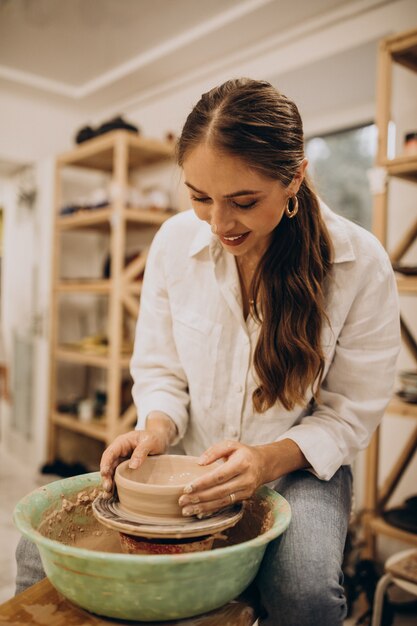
left=165, top=131, right=177, bottom=144
left=382, top=495, right=417, bottom=535
left=40, top=459, right=89, bottom=478
left=392, top=263, right=417, bottom=276
left=404, top=131, right=417, bottom=156
left=396, top=370, right=417, bottom=403
left=142, top=185, right=172, bottom=211
left=56, top=400, right=79, bottom=415
left=69, top=333, right=108, bottom=355
left=62, top=334, right=133, bottom=356
left=102, top=250, right=145, bottom=280
left=78, top=398, right=94, bottom=423
left=59, top=187, right=110, bottom=216
left=386, top=550, right=417, bottom=585
left=75, top=115, right=139, bottom=144
left=126, top=186, right=146, bottom=209
left=94, top=389, right=107, bottom=417
left=396, top=389, right=417, bottom=403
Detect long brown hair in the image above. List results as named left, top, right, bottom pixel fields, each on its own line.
left=177, top=78, right=334, bottom=412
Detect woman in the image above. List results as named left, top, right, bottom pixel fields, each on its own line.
left=18, top=79, right=400, bottom=625
left=100, top=79, right=400, bottom=624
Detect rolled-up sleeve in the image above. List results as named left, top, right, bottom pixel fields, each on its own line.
left=130, top=225, right=190, bottom=443
left=277, top=253, right=401, bottom=480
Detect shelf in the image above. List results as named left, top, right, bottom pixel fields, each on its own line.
left=55, top=280, right=112, bottom=294
left=57, top=130, right=174, bottom=171
left=48, top=127, right=173, bottom=468
left=55, top=346, right=131, bottom=368
left=124, top=208, right=175, bottom=226
left=52, top=411, right=108, bottom=441
left=365, top=27, right=417, bottom=559
left=388, top=28, right=417, bottom=73
left=58, top=208, right=111, bottom=230
left=370, top=516, right=417, bottom=546
left=382, top=155, right=417, bottom=182
left=57, top=207, right=174, bottom=230
left=395, top=274, right=417, bottom=293
left=387, top=397, right=417, bottom=418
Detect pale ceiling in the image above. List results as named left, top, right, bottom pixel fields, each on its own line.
left=0, top=0, right=364, bottom=104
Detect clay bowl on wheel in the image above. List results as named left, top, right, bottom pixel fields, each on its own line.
left=115, top=454, right=220, bottom=520
left=13, top=472, right=291, bottom=622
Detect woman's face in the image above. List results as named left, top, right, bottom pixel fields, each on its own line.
left=183, top=143, right=302, bottom=260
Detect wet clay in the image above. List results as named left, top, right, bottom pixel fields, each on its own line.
left=38, top=487, right=274, bottom=554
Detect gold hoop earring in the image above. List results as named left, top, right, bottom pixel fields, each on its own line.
left=285, top=195, right=298, bottom=219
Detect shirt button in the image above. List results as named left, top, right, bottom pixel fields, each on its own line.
left=235, top=384, right=242, bottom=393
left=228, top=427, right=239, bottom=438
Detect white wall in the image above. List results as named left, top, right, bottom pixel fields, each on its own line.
left=0, top=159, right=54, bottom=469
left=0, top=85, right=83, bottom=164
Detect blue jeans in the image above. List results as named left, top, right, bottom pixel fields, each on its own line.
left=257, top=465, right=352, bottom=626
left=16, top=466, right=352, bottom=626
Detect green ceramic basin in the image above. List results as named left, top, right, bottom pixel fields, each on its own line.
left=14, top=472, right=291, bottom=622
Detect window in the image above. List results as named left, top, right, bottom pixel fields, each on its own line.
left=306, top=124, right=376, bottom=231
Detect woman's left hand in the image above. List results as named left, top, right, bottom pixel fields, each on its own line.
left=178, top=440, right=266, bottom=517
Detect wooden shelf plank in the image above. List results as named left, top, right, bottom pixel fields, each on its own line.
left=55, top=347, right=110, bottom=367
left=57, top=130, right=173, bottom=171
left=52, top=412, right=108, bottom=441
left=57, top=207, right=174, bottom=230
left=395, top=275, right=417, bottom=293
left=388, top=29, right=417, bottom=73
left=387, top=397, right=417, bottom=418
left=55, top=346, right=131, bottom=368
left=58, top=208, right=111, bottom=230
left=370, top=516, right=417, bottom=546
left=382, top=155, right=417, bottom=182
left=124, top=208, right=175, bottom=225
left=55, top=280, right=112, bottom=294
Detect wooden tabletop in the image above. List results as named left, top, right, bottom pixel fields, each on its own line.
left=0, top=578, right=258, bottom=626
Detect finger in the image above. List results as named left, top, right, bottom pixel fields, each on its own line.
left=183, top=454, right=241, bottom=495
left=198, top=440, right=240, bottom=466
left=181, top=490, right=247, bottom=518
left=100, top=435, right=135, bottom=475
left=179, top=477, right=243, bottom=507
left=127, top=431, right=159, bottom=468
left=128, top=444, right=150, bottom=469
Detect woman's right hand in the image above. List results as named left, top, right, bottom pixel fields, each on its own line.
left=100, top=414, right=177, bottom=495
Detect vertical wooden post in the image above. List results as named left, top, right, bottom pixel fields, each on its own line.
left=363, top=38, right=392, bottom=559
left=107, top=133, right=128, bottom=443
left=46, top=163, right=62, bottom=462
left=375, top=41, right=392, bottom=165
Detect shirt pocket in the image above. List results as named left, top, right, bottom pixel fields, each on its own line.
left=172, top=309, right=222, bottom=409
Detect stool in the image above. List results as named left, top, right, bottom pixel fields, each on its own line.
left=371, top=549, right=417, bottom=626
left=0, top=578, right=260, bottom=625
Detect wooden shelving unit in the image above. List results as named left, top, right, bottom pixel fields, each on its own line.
left=47, top=130, right=174, bottom=465
left=364, top=28, right=417, bottom=556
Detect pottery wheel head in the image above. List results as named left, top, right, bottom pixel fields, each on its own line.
left=92, top=494, right=244, bottom=539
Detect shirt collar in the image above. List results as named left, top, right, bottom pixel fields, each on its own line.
left=188, top=202, right=356, bottom=264
left=188, top=218, right=219, bottom=259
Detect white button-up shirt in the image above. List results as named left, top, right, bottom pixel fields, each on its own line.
left=131, top=204, right=400, bottom=480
